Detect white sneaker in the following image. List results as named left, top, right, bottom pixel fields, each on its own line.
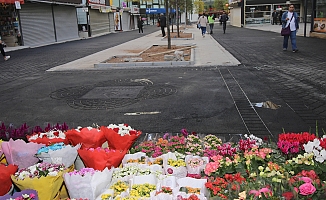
left=4, top=56, right=10, bottom=61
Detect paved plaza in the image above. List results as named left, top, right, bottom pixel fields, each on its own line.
left=1, top=23, right=326, bottom=140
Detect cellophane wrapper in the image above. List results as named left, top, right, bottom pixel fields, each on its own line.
left=64, top=167, right=113, bottom=200
left=27, top=132, right=68, bottom=146
left=175, top=177, right=208, bottom=197
left=122, top=152, right=148, bottom=167
left=36, top=144, right=81, bottom=168
left=11, top=171, right=65, bottom=200
left=185, top=155, right=209, bottom=175
left=65, top=127, right=106, bottom=149
left=162, top=152, right=187, bottom=179
left=0, top=189, right=39, bottom=200
left=0, top=164, right=18, bottom=196
left=78, top=148, right=127, bottom=170
left=101, top=126, right=141, bottom=150
left=1, top=139, right=44, bottom=169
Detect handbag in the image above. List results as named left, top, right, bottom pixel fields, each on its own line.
left=197, top=23, right=201, bottom=28
left=157, top=22, right=160, bottom=27
left=281, top=14, right=294, bottom=36
left=281, top=26, right=291, bottom=36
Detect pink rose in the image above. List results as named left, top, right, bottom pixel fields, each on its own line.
left=299, top=177, right=312, bottom=183
left=299, top=183, right=316, bottom=196
left=167, top=168, right=173, bottom=174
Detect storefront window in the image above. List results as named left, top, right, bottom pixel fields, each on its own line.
left=0, top=4, right=21, bottom=46
left=313, top=0, right=326, bottom=33
left=245, top=4, right=271, bottom=25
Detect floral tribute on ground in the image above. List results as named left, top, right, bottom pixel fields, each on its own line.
left=1, top=122, right=326, bottom=199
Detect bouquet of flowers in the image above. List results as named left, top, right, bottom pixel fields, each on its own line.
left=36, top=143, right=81, bottom=168
left=175, top=177, right=208, bottom=199
left=186, top=135, right=203, bottom=156
left=0, top=189, right=39, bottom=200
left=63, top=167, right=113, bottom=200
left=11, top=163, right=67, bottom=200
left=101, top=124, right=141, bottom=150
left=27, top=123, right=69, bottom=145
left=0, top=164, right=18, bottom=196
left=129, top=183, right=156, bottom=199
left=78, top=147, right=127, bottom=170
left=122, top=152, right=148, bottom=167
left=1, top=139, right=44, bottom=169
left=185, top=155, right=208, bottom=176
left=65, top=126, right=106, bottom=148
left=112, top=166, right=139, bottom=183
left=152, top=186, right=173, bottom=200
left=163, top=152, right=187, bottom=179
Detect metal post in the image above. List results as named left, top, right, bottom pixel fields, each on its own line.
left=304, top=0, right=308, bottom=37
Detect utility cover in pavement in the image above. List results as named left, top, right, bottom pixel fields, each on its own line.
left=81, top=86, right=144, bottom=99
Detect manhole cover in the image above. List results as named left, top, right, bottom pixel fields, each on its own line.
left=81, top=86, right=144, bottom=99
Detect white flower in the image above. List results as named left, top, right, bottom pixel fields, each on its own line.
left=22, top=194, right=30, bottom=198
left=48, top=171, right=58, bottom=176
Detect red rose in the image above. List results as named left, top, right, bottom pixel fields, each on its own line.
left=53, top=131, right=59, bottom=137
left=282, top=192, right=294, bottom=200
left=167, top=168, right=173, bottom=174
left=113, top=128, right=119, bottom=133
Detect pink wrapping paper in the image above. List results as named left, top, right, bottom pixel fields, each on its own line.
left=1, top=139, right=45, bottom=169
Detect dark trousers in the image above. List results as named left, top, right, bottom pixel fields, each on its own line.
left=161, top=26, right=165, bottom=37
left=222, top=22, right=227, bottom=33
left=139, top=26, right=143, bottom=33
left=0, top=45, right=5, bottom=57
left=273, top=17, right=278, bottom=25
left=209, top=23, right=214, bottom=34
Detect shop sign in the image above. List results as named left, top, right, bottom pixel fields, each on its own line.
left=313, top=18, right=326, bottom=33
left=15, top=1, right=21, bottom=9
left=88, top=0, right=105, bottom=6
left=131, top=5, right=139, bottom=14
left=100, top=6, right=111, bottom=13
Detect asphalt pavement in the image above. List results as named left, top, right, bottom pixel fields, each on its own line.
left=1, top=23, right=326, bottom=140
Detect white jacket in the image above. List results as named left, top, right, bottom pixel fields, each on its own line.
left=197, top=16, right=208, bottom=27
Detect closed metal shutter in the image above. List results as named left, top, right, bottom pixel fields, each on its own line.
left=53, top=6, right=79, bottom=42
left=89, top=9, right=109, bottom=36
left=121, top=12, right=130, bottom=31
left=20, top=2, right=55, bottom=47
left=108, top=13, right=115, bottom=32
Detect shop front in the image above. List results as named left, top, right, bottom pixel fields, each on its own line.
left=311, top=0, right=326, bottom=38
left=0, top=0, right=24, bottom=47
left=87, top=0, right=110, bottom=36
left=19, top=1, right=81, bottom=47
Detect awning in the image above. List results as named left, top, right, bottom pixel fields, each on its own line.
left=0, top=0, right=24, bottom=4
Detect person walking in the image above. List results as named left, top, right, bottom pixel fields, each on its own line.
left=197, top=14, right=208, bottom=37
left=281, top=4, right=299, bottom=52
left=208, top=13, right=215, bottom=34
left=272, top=10, right=278, bottom=25
left=137, top=16, right=144, bottom=33
left=159, top=13, right=166, bottom=37
left=279, top=10, right=283, bottom=25
left=0, top=40, right=10, bottom=61
left=220, top=11, right=229, bottom=34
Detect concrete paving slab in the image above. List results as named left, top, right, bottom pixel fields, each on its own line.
left=47, top=26, right=240, bottom=71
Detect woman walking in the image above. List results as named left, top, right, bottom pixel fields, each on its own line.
left=197, top=14, right=208, bottom=37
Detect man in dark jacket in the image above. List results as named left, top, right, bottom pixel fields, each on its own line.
left=159, top=13, right=167, bottom=37
left=220, top=11, right=229, bottom=34
left=272, top=10, right=278, bottom=25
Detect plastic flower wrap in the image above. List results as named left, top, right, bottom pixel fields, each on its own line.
left=36, top=143, right=81, bottom=168
left=78, top=147, right=127, bottom=170
left=129, top=182, right=156, bottom=199
left=185, top=155, right=208, bottom=176
left=112, top=166, right=139, bottom=183
left=27, top=128, right=68, bottom=146
left=122, top=152, right=148, bottom=167
left=101, top=124, right=141, bottom=150
left=0, top=164, right=18, bottom=196
left=162, top=152, right=187, bottom=179
left=175, top=177, right=208, bottom=198
left=65, top=126, right=106, bottom=149
left=1, top=139, right=45, bottom=169
left=0, top=189, right=39, bottom=200
left=63, top=167, right=113, bottom=200
left=11, top=163, right=67, bottom=200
